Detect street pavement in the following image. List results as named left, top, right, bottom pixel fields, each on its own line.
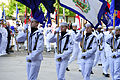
left=0, top=48, right=112, bottom=80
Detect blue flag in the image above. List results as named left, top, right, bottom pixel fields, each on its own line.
left=16, top=0, right=55, bottom=23
left=109, top=0, right=120, bottom=26
left=41, top=0, right=55, bottom=13
left=32, top=7, right=45, bottom=24
left=16, top=4, right=19, bottom=20
left=46, top=11, right=51, bottom=25
left=16, top=0, right=55, bottom=13
left=2, top=5, right=6, bottom=20
left=115, top=0, right=120, bottom=10
left=16, top=0, right=41, bottom=10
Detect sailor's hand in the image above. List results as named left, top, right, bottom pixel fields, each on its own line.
left=112, top=55, right=116, bottom=58
left=54, top=27, right=60, bottom=34
left=81, top=56, right=86, bottom=59
left=112, top=30, right=115, bottom=35
left=80, top=27, right=86, bottom=33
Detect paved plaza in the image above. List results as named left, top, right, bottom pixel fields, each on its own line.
left=0, top=49, right=112, bottom=80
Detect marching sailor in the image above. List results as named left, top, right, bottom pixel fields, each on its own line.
left=67, top=23, right=81, bottom=71
left=93, top=25, right=110, bottom=77
left=48, top=22, right=73, bottom=80
left=45, top=24, right=52, bottom=52
left=106, top=25, right=120, bottom=80
left=75, top=23, right=97, bottom=80
left=19, top=18, right=44, bottom=80
left=0, top=20, right=8, bottom=56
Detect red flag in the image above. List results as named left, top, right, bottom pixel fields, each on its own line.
left=29, top=11, right=33, bottom=22
left=55, top=9, right=57, bottom=24
left=24, top=9, right=27, bottom=24
left=75, top=14, right=81, bottom=30
left=107, top=2, right=110, bottom=8
left=117, top=11, right=120, bottom=19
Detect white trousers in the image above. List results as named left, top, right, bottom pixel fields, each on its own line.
left=94, top=50, right=109, bottom=74
left=81, top=58, right=94, bottom=80
left=46, top=39, right=51, bottom=51
left=109, top=57, right=120, bottom=80
left=26, top=59, right=41, bottom=80
left=68, top=43, right=80, bottom=64
left=56, top=59, right=68, bottom=80
left=1, top=38, right=7, bottom=54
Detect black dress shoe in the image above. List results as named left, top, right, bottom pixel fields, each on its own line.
left=98, top=64, right=102, bottom=66
left=91, top=71, right=94, bottom=74
left=66, top=67, right=70, bottom=71
left=78, top=70, right=81, bottom=72
left=103, top=73, right=110, bottom=77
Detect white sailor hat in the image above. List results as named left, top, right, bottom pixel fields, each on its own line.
left=97, top=25, right=102, bottom=29
left=40, top=24, right=43, bottom=26
left=103, top=27, right=106, bottom=29
left=85, top=23, right=91, bottom=28
left=101, top=29, right=104, bottom=32
left=16, top=22, right=20, bottom=25
left=108, top=26, right=113, bottom=29
left=0, top=18, right=3, bottom=21
left=115, top=26, right=120, bottom=30
left=48, top=24, right=51, bottom=26
left=60, top=22, right=68, bottom=27
left=0, top=18, right=4, bottom=24
left=31, top=18, right=39, bottom=22
left=72, top=23, right=77, bottom=27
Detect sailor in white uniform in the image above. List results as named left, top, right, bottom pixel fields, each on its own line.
left=75, top=23, right=97, bottom=80
left=48, top=22, right=73, bottom=80
left=66, top=23, right=81, bottom=71
left=45, top=24, right=52, bottom=52
left=0, top=19, right=3, bottom=55
left=18, top=18, right=44, bottom=80
left=93, top=25, right=110, bottom=77
left=0, top=21, right=8, bottom=56
left=106, top=25, right=120, bottom=80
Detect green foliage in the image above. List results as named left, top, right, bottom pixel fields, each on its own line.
left=0, top=0, right=75, bottom=18
left=0, top=0, right=31, bottom=17
left=54, top=2, right=75, bottom=16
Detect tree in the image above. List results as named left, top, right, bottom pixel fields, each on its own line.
left=54, top=2, right=75, bottom=16
left=0, top=0, right=75, bottom=18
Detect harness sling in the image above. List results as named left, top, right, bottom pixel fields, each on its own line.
left=60, top=35, right=70, bottom=54
left=86, top=36, right=95, bottom=50
left=33, top=33, right=41, bottom=50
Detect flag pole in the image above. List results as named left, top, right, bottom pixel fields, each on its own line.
left=57, top=0, right=61, bottom=61
left=82, top=19, right=86, bottom=52
left=26, top=7, right=29, bottom=53
left=16, top=4, right=19, bottom=51
left=113, top=10, right=116, bottom=51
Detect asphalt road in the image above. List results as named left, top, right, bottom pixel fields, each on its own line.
left=0, top=49, right=112, bottom=80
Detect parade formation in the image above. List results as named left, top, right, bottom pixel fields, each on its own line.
left=0, top=0, right=120, bottom=80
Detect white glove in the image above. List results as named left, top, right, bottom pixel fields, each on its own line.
left=26, top=55, right=31, bottom=60
left=112, top=30, right=115, bottom=35
left=80, top=27, right=86, bottom=32
left=24, top=24, right=29, bottom=30
left=55, top=54, right=63, bottom=59
left=110, top=52, right=116, bottom=58
left=55, top=27, right=61, bottom=33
